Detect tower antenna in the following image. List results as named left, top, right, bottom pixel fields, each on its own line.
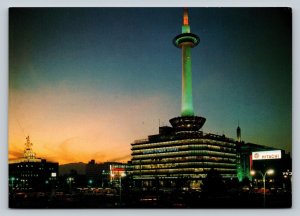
left=24, top=136, right=36, bottom=160
left=16, top=117, right=27, bottom=138
left=237, top=121, right=241, bottom=142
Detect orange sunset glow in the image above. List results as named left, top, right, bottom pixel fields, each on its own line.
left=9, top=86, right=175, bottom=164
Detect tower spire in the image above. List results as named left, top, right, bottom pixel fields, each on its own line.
left=183, top=8, right=189, bottom=25
left=24, top=136, right=36, bottom=160
left=237, top=123, right=241, bottom=142
left=182, top=8, right=190, bottom=33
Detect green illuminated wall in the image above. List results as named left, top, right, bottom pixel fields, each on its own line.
left=181, top=45, right=194, bottom=116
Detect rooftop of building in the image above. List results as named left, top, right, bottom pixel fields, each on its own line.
left=9, top=136, right=58, bottom=165
left=133, top=126, right=236, bottom=145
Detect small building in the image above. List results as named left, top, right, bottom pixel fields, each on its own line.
left=85, top=160, right=128, bottom=187
left=85, top=159, right=102, bottom=187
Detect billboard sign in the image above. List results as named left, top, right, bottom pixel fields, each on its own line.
left=252, top=150, right=281, bottom=160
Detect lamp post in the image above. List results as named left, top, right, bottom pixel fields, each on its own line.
left=20, top=179, right=25, bottom=190
left=88, top=179, right=93, bottom=188
left=112, top=173, right=126, bottom=206
left=119, top=173, right=126, bottom=206
left=250, top=169, right=274, bottom=207
left=282, top=170, right=292, bottom=190
left=51, top=172, right=57, bottom=198
left=67, top=177, right=74, bottom=193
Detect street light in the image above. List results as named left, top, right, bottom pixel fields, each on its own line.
left=250, top=169, right=274, bottom=207
left=67, top=177, right=74, bottom=193
left=112, top=173, right=126, bottom=206
left=119, top=173, right=126, bottom=206
left=88, top=179, right=93, bottom=187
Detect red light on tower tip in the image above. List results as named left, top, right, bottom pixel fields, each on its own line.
left=183, top=8, right=189, bottom=25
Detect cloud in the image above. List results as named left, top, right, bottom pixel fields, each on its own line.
left=108, top=154, right=131, bottom=162
left=9, top=150, right=23, bottom=160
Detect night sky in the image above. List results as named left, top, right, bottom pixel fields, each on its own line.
left=9, top=8, right=292, bottom=164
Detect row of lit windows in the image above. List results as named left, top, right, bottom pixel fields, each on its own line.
left=133, top=161, right=236, bottom=170
left=132, top=138, right=236, bottom=150
left=20, top=170, right=33, bottom=174
left=132, top=155, right=236, bottom=165
left=132, top=173, right=236, bottom=180
left=14, top=164, right=56, bottom=170
left=17, top=164, right=34, bottom=168
left=189, top=145, right=235, bottom=153
left=132, top=144, right=236, bottom=156
left=131, top=167, right=236, bottom=175
left=134, top=173, right=208, bottom=179
left=20, top=174, right=39, bottom=177
left=15, top=165, right=46, bottom=170
left=132, top=150, right=236, bottom=160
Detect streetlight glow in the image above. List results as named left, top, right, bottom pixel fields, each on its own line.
left=250, top=168, right=275, bottom=207
left=267, top=169, right=274, bottom=175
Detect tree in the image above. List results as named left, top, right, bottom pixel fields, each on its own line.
left=201, top=169, right=226, bottom=197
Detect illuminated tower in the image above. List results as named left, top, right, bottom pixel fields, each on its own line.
left=131, top=8, right=237, bottom=188
left=174, top=8, right=199, bottom=116
left=170, top=8, right=206, bottom=131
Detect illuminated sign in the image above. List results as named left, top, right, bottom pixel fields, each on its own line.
left=51, top=172, right=57, bottom=177
left=252, top=150, right=281, bottom=160
left=143, top=147, right=179, bottom=154
left=111, top=167, right=125, bottom=172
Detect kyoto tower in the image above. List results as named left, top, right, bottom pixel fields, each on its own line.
left=170, top=8, right=206, bottom=131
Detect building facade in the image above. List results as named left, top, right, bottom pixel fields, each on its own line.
left=9, top=160, right=58, bottom=192
left=131, top=126, right=237, bottom=189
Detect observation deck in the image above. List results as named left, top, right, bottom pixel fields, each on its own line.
left=169, top=116, right=206, bottom=132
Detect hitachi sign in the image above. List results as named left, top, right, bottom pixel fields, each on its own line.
left=252, top=150, right=282, bottom=160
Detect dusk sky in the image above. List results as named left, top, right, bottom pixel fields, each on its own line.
left=9, top=8, right=292, bottom=164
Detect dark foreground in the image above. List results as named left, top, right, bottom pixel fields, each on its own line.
left=9, top=188, right=292, bottom=209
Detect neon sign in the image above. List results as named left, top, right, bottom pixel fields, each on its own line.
left=252, top=150, right=281, bottom=160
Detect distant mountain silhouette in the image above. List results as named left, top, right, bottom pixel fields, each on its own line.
left=59, top=162, right=86, bottom=175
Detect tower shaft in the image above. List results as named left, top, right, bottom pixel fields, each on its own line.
left=173, top=8, right=200, bottom=117
left=181, top=45, right=194, bottom=116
